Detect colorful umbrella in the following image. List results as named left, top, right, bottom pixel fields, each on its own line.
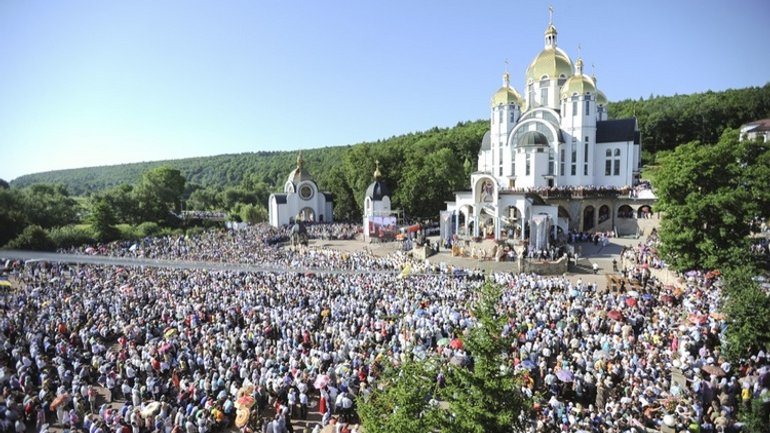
left=607, top=310, right=623, bottom=321
left=702, top=365, right=726, bottom=377
left=314, top=374, right=330, bottom=390
left=50, top=393, right=70, bottom=410
left=235, top=395, right=256, bottom=409
left=625, top=297, right=637, bottom=307
left=449, top=338, right=463, bottom=350
left=437, top=338, right=451, bottom=347
left=556, top=369, right=574, bottom=382
left=235, top=408, right=250, bottom=428
left=163, top=327, right=177, bottom=339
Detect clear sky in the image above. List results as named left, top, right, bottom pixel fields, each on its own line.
left=1, top=0, right=769, bottom=182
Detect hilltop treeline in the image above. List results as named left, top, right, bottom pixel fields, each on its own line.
left=612, top=83, right=770, bottom=158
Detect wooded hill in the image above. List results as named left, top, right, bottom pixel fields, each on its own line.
left=9, top=83, right=770, bottom=221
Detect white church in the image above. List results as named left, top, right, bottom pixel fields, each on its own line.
left=444, top=13, right=654, bottom=250
left=268, top=154, right=334, bottom=227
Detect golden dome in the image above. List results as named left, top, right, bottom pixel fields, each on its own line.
left=491, top=69, right=523, bottom=107
left=526, top=47, right=574, bottom=82
left=560, top=74, right=597, bottom=98
left=545, top=24, right=557, bottom=36
left=560, top=57, right=595, bottom=98
left=596, top=89, right=608, bottom=105
left=492, top=85, right=523, bottom=106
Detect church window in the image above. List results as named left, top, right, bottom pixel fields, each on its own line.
left=585, top=99, right=590, bottom=114
left=548, top=150, right=555, bottom=175
left=499, top=148, right=504, bottom=176
left=525, top=153, right=531, bottom=176
left=613, top=148, right=621, bottom=176
left=572, top=101, right=577, bottom=115
left=583, top=141, right=589, bottom=175
left=498, top=107, right=503, bottom=123
left=510, top=106, right=516, bottom=122
left=605, top=149, right=612, bottom=176
left=560, top=148, right=565, bottom=175
left=570, top=140, right=577, bottom=176
left=528, top=83, right=534, bottom=105
left=541, top=87, right=548, bottom=106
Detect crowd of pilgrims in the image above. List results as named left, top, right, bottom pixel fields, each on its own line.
left=1, top=223, right=768, bottom=433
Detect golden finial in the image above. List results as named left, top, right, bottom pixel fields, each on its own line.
left=297, top=151, right=304, bottom=169
left=374, top=160, right=382, bottom=180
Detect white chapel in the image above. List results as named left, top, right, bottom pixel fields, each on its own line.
left=268, top=153, right=334, bottom=227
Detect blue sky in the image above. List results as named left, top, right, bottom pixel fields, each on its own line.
left=1, top=0, right=768, bottom=182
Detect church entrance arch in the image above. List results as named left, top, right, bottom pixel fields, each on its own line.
left=598, top=205, right=610, bottom=224
left=298, top=207, right=316, bottom=223
left=617, top=205, right=634, bottom=218
left=637, top=205, right=652, bottom=219
left=583, top=206, right=595, bottom=231
left=505, top=206, right=522, bottom=239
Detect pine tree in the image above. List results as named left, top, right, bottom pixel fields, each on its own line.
left=440, top=282, right=530, bottom=433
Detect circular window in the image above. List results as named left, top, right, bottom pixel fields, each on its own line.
left=299, top=184, right=314, bottom=200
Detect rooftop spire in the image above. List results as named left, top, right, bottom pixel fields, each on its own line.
left=373, top=160, right=382, bottom=180
left=544, top=6, right=557, bottom=47
left=296, top=151, right=304, bottom=169
left=576, top=44, right=584, bottom=75
left=503, top=59, right=510, bottom=87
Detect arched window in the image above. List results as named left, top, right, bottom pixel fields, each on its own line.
left=613, top=148, right=621, bottom=176
left=598, top=205, right=610, bottom=223
left=605, top=149, right=612, bottom=176
left=617, top=205, right=633, bottom=219
left=583, top=206, right=595, bottom=231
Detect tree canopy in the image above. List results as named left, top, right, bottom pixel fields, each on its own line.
left=653, top=130, right=770, bottom=272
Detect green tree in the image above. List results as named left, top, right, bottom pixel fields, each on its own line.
left=48, top=225, right=96, bottom=249
left=721, top=266, right=770, bottom=361
left=22, top=184, right=80, bottom=229
left=357, top=359, right=443, bottom=433
left=239, top=203, right=268, bottom=224
left=4, top=224, right=55, bottom=251
left=187, top=186, right=224, bottom=211
left=88, top=197, right=120, bottom=242
left=133, top=166, right=186, bottom=224
left=654, top=131, right=759, bottom=271
left=440, top=281, right=529, bottom=433
left=102, top=184, right=139, bottom=224
left=0, top=188, right=28, bottom=247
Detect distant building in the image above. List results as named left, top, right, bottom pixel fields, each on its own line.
left=740, top=119, right=770, bottom=142
left=268, top=153, right=333, bottom=227
left=444, top=10, right=654, bottom=249
left=362, top=160, right=396, bottom=242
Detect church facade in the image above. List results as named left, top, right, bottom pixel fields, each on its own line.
left=268, top=154, right=334, bottom=227
left=444, top=15, right=654, bottom=249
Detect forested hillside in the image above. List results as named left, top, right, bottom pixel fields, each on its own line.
left=611, top=83, right=770, bottom=157
left=11, top=147, right=350, bottom=196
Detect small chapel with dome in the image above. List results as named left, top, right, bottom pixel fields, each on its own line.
left=268, top=153, right=334, bottom=227
left=443, top=11, right=653, bottom=249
